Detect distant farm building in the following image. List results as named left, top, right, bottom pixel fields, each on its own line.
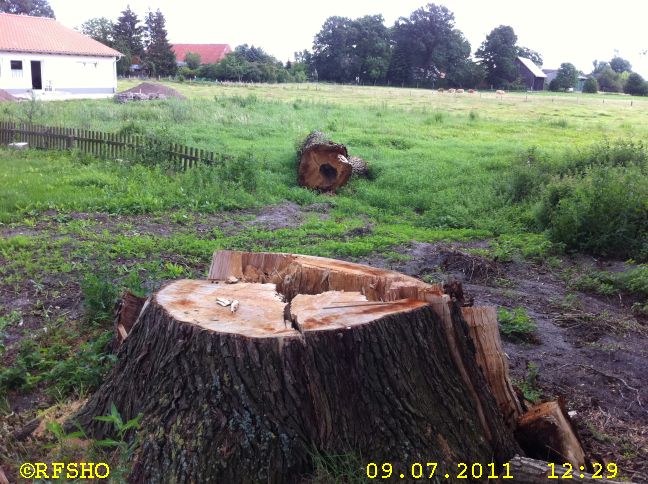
left=171, top=44, right=232, bottom=66
left=0, top=13, right=121, bottom=96
left=515, top=57, right=546, bottom=91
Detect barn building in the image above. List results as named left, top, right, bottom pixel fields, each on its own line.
left=515, top=56, right=546, bottom=91
left=0, top=13, right=121, bottom=97
left=171, top=44, right=232, bottom=66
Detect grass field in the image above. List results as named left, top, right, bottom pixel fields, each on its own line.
left=1, top=81, right=647, bottom=481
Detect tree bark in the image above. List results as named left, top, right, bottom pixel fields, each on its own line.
left=348, top=155, right=369, bottom=177
left=462, top=306, right=522, bottom=430
left=73, top=251, right=520, bottom=483
left=113, top=291, right=147, bottom=348
left=297, top=131, right=367, bottom=192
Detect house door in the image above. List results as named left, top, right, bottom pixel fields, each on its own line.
left=30, top=61, right=42, bottom=90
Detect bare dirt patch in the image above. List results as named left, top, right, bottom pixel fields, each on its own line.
left=119, top=82, right=186, bottom=100
left=358, top=241, right=648, bottom=481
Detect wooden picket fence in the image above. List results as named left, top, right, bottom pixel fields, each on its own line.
left=0, top=121, right=227, bottom=170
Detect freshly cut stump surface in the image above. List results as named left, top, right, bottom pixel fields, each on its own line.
left=74, top=251, right=518, bottom=483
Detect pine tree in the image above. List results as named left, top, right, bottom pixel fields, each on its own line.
left=113, top=5, right=143, bottom=58
left=143, top=9, right=177, bottom=76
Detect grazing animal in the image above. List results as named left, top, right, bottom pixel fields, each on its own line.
left=456, top=89, right=464, bottom=94
left=496, top=90, right=506, bottom=95
left=437, top=88, right=445, bottom=93
left=468, top=89, right=475, bottom=94
left=448, top=88, right=456, bottom=94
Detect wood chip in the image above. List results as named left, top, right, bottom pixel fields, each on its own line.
left=216, top=298, right=232, bottom=307
left=230, top=300, right=240, bottom=313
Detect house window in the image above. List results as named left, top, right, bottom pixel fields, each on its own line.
left=10, top=60, right=23, bottom=77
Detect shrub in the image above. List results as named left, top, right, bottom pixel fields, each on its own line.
left=82, top=271, right=119, bottom=323
left=624, top=73, right=648, bottom=96
left=582, top=78, right=598, bottom=93
left=44, top=332, right=116, bottom=396
left=498, top=307, right=537, bottom=342
left=500, top=139, right=648, bottom=260
left=536, top=165, right=648, bottom=259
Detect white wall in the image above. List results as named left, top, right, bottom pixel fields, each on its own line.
left=0, top=52, right=117, bottom=94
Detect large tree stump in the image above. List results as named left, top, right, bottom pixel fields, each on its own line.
left=73, top=251, right=519, bottom=483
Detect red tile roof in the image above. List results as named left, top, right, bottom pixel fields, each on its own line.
left=0, top=13, right=121, bottom=57
left=172, top=44, right=231, bottom=65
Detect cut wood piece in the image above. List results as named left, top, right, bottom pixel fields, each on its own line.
left=74, top=253, right=520, bottom=483
left=516, top=400, right=586, bottom=468
left=462, top=306, right=523, bottom=429
left=208, top=249, right=447, bottom=303
left=113, top=291, right=147, bottom=348
left=156, top=280, right=293, bottom=337
left=297, top=131, right=352, bottom=192
left=290, top=291, right=427, bottom=331
left=507, top=456, right=626, bottom=483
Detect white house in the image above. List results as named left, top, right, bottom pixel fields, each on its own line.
left=0, top=13, right=121, bottom=96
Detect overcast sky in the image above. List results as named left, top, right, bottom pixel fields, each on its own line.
left=49, top=0, right=648, bottom=76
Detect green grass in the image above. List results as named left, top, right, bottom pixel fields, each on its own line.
left=2, top=81, right=648, bottom=246
left=1, top=81, right=647, bottom=481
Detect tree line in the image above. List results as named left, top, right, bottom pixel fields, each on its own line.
left=304, top=7, right=542, bottom=89
left=4, top=0, right=648, bottom=94
left=547, top=56, right=648, bottom=96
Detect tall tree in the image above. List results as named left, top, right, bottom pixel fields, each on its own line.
left=311, top=16, right=356, bottom=83
left=0, top=0, right=54, bottom=17
left=552, top=62, right=578, bottom=90
left=592, top=63, right=623, bottom=92
left=476, top=25, right=542, bottom=88
left=387, top=4, right=471, bottom=87
left=78, top=17, right=115, bottom=46
left=353, top=15, right=391, bottom=84
left=475, top=25, right=518, bottom=87
left=113, top=5, right=144, bottom=58
left=143, top=9, right=176, bottom=76
left=610, top=56, right=632, bottom=73
left=311, top=15, right=391, bottom=84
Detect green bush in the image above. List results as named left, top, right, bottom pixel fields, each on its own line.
left=500, top=140, right=648, bottom=260
left=45, top=332, right=116, bottom=396
left=572, top=265, right=648, bottom=299
left=82, top=272, right=119, bottom=323
left=582, top=78, right=598, bottom=94
left=624, top=73, right=648, bottom=96
left=498, top=307, right=537, bottom=342
left=536, top=165, right=648, bottom=259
